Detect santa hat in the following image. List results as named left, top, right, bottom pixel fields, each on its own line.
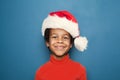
left=42, top=10, right=88, bottom=52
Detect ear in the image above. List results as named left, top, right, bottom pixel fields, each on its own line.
left=70, top=44, right=72, bottom=48
left=46, top=41, right=49, bottom=47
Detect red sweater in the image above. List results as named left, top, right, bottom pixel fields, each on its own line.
left=35, top=54, right=87, bottom=80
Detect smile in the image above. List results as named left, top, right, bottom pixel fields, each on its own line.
left=54, top=46, right=65, bottom=50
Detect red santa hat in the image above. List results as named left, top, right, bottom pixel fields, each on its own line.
left=42, top=10, right=88, bottom=52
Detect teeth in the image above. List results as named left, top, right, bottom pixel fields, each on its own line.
left=55, top=46, right=64, bottom=50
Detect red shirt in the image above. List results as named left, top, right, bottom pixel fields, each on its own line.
left=35, top=54, right=87, bottom=80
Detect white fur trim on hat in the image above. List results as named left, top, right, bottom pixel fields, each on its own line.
left=42, top=15, right=79, bottom=38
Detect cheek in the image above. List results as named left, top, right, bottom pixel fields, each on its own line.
left=65, top=41, right=72, bottom=46
left=47, top=40, right=56, bottom=46
left=50, top=40, right=55, bottom=44
left=46, top=39, right=55, bottom=47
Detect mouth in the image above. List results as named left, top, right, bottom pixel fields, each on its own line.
left=54, top=46, right=65, bottom=50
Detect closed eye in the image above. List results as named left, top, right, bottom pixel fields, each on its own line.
left=51, top=35, right=58, bottom=39
left=63, top=36, right=70, bottom=40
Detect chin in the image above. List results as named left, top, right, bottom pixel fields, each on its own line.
left=52, top=52, right=68, bottom=57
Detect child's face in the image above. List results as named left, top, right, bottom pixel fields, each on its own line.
left=46, top=28, right=72, bottom=59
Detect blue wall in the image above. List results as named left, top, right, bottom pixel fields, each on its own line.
left=0, top=0, right=120, bottom=80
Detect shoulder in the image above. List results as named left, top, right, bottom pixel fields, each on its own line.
left=69, top=59, right=86, bottom=71
left=35, top=61, right=51, bottom=79
left=69, top=59, right=86, bottom=76
left=36, top=61, right=51, bottom=74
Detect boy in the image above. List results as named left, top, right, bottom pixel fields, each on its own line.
left=35, top=10, right=88, bottom=80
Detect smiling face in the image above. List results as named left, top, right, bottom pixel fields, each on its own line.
left=45, top=28, right=73, bottom=60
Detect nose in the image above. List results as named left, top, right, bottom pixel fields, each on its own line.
left=57, top=37, right=63, bottom=43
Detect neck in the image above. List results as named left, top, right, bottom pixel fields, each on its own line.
left=50, top=53, right=70, bottom=64
left=51, top=53, right=68, bottom=60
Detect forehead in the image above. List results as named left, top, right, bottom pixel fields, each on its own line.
left=50, top=28, right=70, bottom=35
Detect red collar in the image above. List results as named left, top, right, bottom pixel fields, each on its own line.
left=50, top=54, right=70, bottom=64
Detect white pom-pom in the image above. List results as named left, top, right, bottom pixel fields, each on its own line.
left=74, top=36, right=88, bottom=52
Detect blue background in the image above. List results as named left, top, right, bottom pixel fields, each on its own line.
left=0, top=0, right=120, bottom=80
